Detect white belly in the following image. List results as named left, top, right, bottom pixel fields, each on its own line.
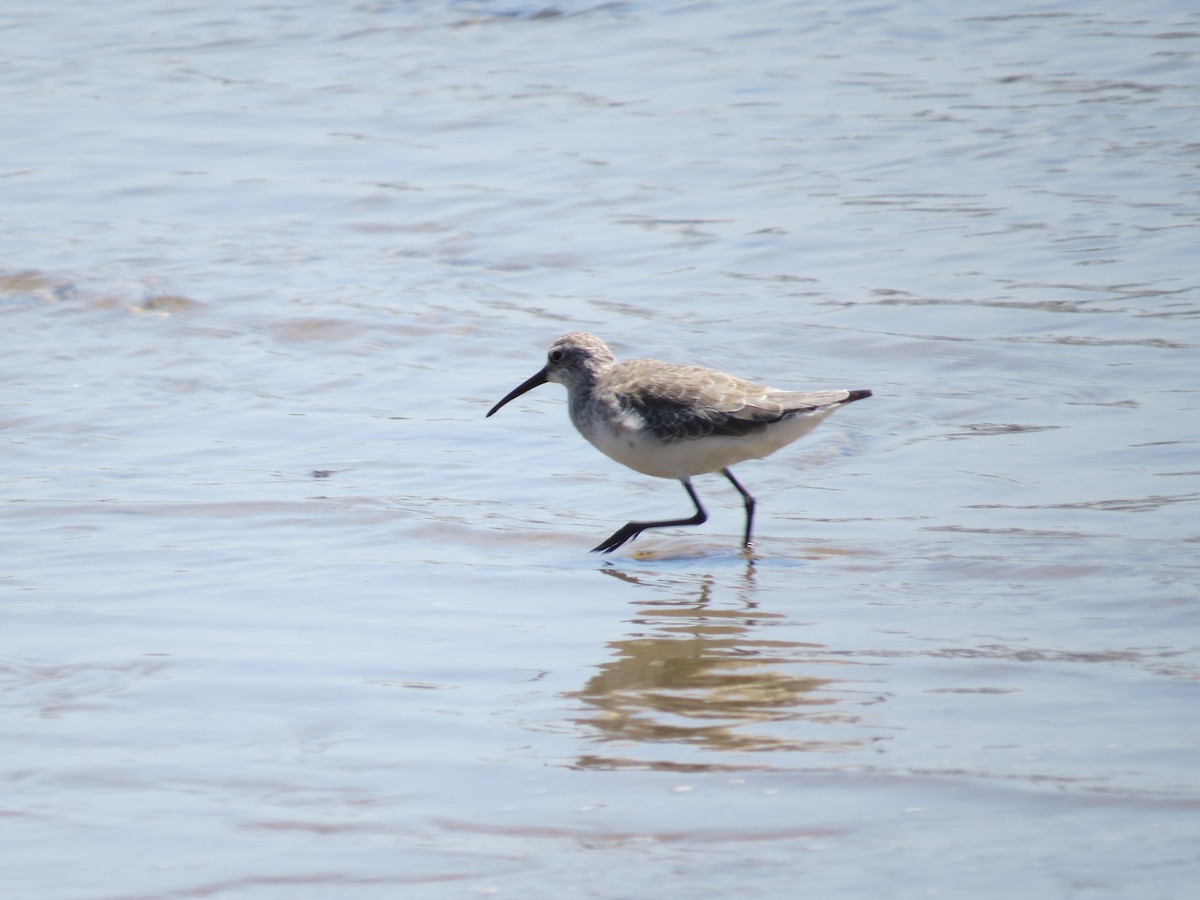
left=578, top=406, right=839, bottom=480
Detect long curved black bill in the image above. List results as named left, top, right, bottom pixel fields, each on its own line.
left=486, top=366, right=549, bottom=417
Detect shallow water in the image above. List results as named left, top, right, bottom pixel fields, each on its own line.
left=3, top=1, right=1199, bottom=898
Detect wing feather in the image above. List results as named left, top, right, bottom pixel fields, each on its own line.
left=611, top=360, right=862, bottom=443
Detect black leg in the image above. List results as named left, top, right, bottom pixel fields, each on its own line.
left=721, top=468, right=756, bottom=549
left=591, top=478, right=708, bottom=553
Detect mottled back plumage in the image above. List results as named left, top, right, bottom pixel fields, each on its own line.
left=611, top=359, right=859, bottom=443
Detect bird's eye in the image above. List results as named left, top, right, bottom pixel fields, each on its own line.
left=549, top=349, right=565, bottom=364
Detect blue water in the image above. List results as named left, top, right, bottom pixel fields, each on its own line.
left=3, top=2, right=1198, bottom=898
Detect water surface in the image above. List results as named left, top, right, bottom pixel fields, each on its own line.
left=2, top=1, right=1199, bottom=898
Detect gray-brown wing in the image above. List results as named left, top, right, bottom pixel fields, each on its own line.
left=614, top=361, right=862, bottom=442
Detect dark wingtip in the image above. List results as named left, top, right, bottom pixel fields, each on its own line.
left=845, top=389, right=873, bottom=403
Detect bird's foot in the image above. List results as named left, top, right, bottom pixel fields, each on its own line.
left=591, top=523, right=644, bottom=553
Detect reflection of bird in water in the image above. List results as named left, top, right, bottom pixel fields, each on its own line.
left=488, top=332, right=871, bottom=553
left=569, top=571, right=877, bottom=765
